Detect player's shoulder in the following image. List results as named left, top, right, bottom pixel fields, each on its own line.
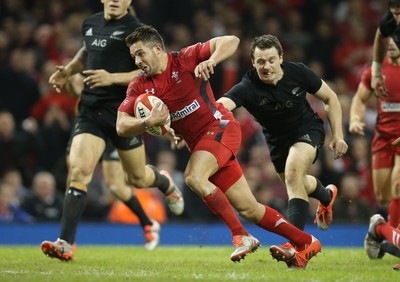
left=177, top=42, right=209, bottom=60
left=130, top=73, right=147, bottom=84
left=283, top=61, right=316, bottom=79
left=128, top=73, right=148, bottom=92
left=84, top=12, right=103, bottom=24
left=283, top=61, right=307, bottom=71
left=122, top=13, right=143, bottom=29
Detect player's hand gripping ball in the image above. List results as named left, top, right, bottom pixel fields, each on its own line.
left=134, top=93, right=171, bottom=136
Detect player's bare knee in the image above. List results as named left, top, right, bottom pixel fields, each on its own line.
left=185, top=174, right=202, bottom=190
left=108, top=183, right=119, bottom=193
left=70, top=165, right=91, bottom=182
left=284, top=170, right=302, bottom=187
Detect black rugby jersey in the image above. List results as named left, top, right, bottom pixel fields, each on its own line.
left=379, top=11, right=400, bottom=49
left=80, top=12, right=142, bottom=108
left=224, top=62, right=323, bottom=145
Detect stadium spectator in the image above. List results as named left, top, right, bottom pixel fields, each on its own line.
left=21, top=171, right=64, bottom=222
left=333, top=170, right=371, bottom=224
left=0, top=109, right=41, bottom=184
left=1, top=167, right=29, bottom=205
left=118, top=24, right=321, bottom=268
left=219, top=34, right=348, bottom=233
left=305, top=19, right=339, bottom=80
left=0, top=48, right=40, bottom=128
left=0, top=181, right=33, bottom=223
left=40, top=0, right=184, bottom=262
left=333, top=18, right=372, bottom=91
left=22, top=59, right=78, bottom=188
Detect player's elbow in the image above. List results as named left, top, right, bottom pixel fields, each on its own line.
left=116, top=117, right=128, bottom=137
left=228, top=35, right=240, bottom=48
left=116, top=123, right=126, bottom=137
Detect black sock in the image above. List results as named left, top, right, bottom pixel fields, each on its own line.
left=286, top=198, right=309, bottom=230
left=148, top=165, right=169, bottom=194
left=381, top=241, right=400, bottom=258
left=123, top=195, right=152, bottom=228
left=60, top=187, right=87, bottom=244
left=308, top=179, right=331, bottom=207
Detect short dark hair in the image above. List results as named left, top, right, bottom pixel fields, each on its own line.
left=250, top=34, right=283, bottom=59
left=389, top=0, right=400, bottom=8
left=125, top=25, right=165, bottom=51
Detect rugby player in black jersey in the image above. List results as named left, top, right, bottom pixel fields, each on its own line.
left=218, top=34, right=348, bottom=265
left=40, top=0, right=184, bottom=261
left=63, top=73, right=165, bottom=252
left=371, top=0, right=400, bottom=98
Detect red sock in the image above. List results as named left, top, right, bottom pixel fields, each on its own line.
left=376, top=222, right=400, bottom=248
left=388, top=198, right=400, bottom=228
left=202, top=188, right=248, bottom=236
left=256, top=205, right=312, bottom=249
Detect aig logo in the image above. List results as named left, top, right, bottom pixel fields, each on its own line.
left=91, top=39, right=107, bottom=47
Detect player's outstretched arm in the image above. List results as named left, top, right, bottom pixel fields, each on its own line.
left=82, top=69, right=142, bottom=88
left=349, top=82, right=373, bottom=136
left=49, top=45, right=87, bottom=93
left=217, top=97, right=237, bottom=111
left=194, top=35, right=239, bottom=81
left=315, top=81, right=348, bottom=159
left=371, top=29, right=389, bottom=97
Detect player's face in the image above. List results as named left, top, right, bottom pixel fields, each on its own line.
left=102, top=0, right=131, bottom=20
left=130, top=41, right=161, bottom=77
left=252, top=47, right=283, bottom=85
left=390, top=7, right=400, bottom=25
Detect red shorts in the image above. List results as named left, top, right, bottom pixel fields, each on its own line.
left=193, top=119, right=242, bottom=192
left=372, top=135, right=400, bottom=169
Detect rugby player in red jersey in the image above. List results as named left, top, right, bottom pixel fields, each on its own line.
left=117, top=25, right=321, bottom=268
left=350, top=37, right=400, bottom=260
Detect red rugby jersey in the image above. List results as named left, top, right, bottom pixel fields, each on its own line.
left=119, top=41, right=235, bottom=150
left=361, top=57, right=400, bottom=137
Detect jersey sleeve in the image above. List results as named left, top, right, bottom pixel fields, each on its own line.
left=379, top=11, right=397, bottom=37
left=299, top=63, right=322, bottom=94
left=178, top=41, right=211, bottom=71
left=360, top=67, right=372, bottom=90
left=118, top=78, right=141, bottom=115
left=223, top=78, right=250, bottom=108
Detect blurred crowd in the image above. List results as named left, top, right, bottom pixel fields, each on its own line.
left=0, top=0, right=386, bottom=224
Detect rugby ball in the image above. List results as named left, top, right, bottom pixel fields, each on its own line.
left=134, top=93, right=171, bottom=136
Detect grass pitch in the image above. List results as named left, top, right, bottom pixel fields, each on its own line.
left=0, top=246, right=398, bottom=281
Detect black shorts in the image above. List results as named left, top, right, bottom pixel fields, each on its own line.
left=66, top=103, right=143, bottom=156
left=268, top=128, right=325, bottom=173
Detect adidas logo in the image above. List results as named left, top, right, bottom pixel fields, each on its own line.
left=129, top=137, right=140, bottom=146
left=299, top=134, right=311, bottom=142
left=85, top=28, right=93, bottom=36
left=258, top=98, right=270, bottom=106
